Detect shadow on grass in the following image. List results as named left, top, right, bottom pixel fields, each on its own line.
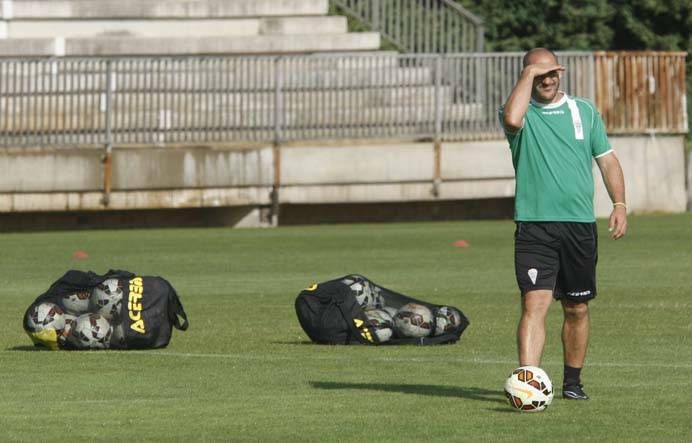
left=270, top=341, right=315, bottom=345
left=310, top=381, right=505, bottom=404
left=6, top=345, right=48, bottom=351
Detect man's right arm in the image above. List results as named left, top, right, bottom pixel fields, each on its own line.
left=502, top=64, right=564, bottom=133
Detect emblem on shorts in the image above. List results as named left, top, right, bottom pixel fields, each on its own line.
left=528, top=268, right=538, bottom=285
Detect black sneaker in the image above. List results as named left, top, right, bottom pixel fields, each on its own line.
left=562, top=383, right=589, bottom=400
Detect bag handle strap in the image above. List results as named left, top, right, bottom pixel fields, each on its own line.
left=166, top=284, right=189, bottom=331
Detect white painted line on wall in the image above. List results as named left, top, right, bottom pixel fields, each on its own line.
left=53, top=36, right=65, bottom=56
left=2, top=0, right=13, bottom=20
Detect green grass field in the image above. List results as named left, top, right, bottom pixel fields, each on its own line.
left=1, top=214, right=691, bottom=442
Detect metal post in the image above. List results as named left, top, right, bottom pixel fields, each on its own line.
left=432, top=55, right=442, bottom=197
left=476, top=24, right=485, bottom=52
left=270, top=57, right=283, bottom=226
left=371, top=0, right=380, bottom=32
left=101, top=60, right=114, bottom=207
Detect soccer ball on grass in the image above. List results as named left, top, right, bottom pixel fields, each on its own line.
left=60, top=290, right=91, bottom=314
left=364, top=308, right=395, bottom=343
left=89, top=278, right=124, bottom=319
left=65, top=313, right=113, bottom=349
left=434, top=306, right=463, bottom=335
left=504, top=366, right=554, bottom=412
left=393, top=303, right=432, bottom=338
left=26, top=302, right=66, bottom=333
left=342, top=275, right=384, bottom=309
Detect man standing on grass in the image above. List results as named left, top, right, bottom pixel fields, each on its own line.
left=498, top=48, right=627, bottom=400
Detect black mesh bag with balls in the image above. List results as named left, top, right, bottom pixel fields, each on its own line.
left=22, top=269, right=188, bottom=350
left=295, top=274, right=469, bottom=345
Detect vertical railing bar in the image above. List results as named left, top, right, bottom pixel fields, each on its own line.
left=102, top=59, right=114, bottom=206
left=274, top=56, right=283, bottom=146
left=1, top=62, right=8, bottom=142
left=34, top=60, right=41, bottom=144
left=61, top=60, right=68, bottom=144
left=136, top=58, right=142, bottom=143
left=205, top=57, right=212, bottom=143
left=213, top=57, right=221, bottom=142
left=64, top=61, right=77, bottom=143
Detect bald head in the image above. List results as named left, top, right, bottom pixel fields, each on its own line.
left=523, top=48, right=558, bottom=67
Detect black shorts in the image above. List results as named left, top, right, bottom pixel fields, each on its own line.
left=514, top=221, right=598, bottom=302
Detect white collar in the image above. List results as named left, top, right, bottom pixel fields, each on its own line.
left=531, top=92, right=567, bottom=109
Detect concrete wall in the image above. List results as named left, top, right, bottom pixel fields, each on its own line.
left=0, top=17, right=347, bottom=39
left=0, top=0, right=378, bottom=56
left=688, top=149, right=692, bottom=211
left=594, top=135, right=688, bottom=216
left=0, top=0, right=329, bottom=19
left=0, top=135, right=687, bottom=224
left=0, top=144, right=273, bottom=213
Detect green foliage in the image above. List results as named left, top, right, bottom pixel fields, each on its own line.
left=455, top=0, right=615, bottom=51
left=610, top=0, right=691, bottom=50
left=456, top=0, right=691, bottom=137
left=455, top=0, right=690, bottom=52
left=1, top=215, right=692, bottom=440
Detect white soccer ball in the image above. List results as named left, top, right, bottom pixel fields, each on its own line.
left=89, top=278, right=124, bottom=319
left=504, top=366, right=554, bottom=412
left=26, top=302, right=66, bottom=333
left=364, top=308, right=395, bottom=343
left=434, top=306, right=463, bottom=335
left=394, top=303, right=432, bottom=338
left=62, top=313, right=78, bottom=336
left=60, top=290, right=91, bottom=314
left=342, top=275, right=384, bottom=309
left=66, top=313, right=113, bottom=349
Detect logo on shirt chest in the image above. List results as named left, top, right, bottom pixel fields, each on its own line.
left=540, top=110, right=565, bottom=115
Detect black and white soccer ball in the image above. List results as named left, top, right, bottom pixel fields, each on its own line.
left=89, top=278, right=124, bottom=319
left=66, top=313, right=113, bottom=349
left=364, top=308, right=395, bottom=343
left=26, top=302, right=66, bottom=333
left=63, top=312, right=77, bottom=333
left=505, top=366, right=554, bottom=412
left=434, top=306, right=463, bottom=335
left=60, top=290, right=91, bottom=314
left=342, top=275, right=384, bottom=309
left=394, top=303, right=433, bottom=338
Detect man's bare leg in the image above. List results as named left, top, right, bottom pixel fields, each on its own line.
left=517, top=290, right=553, bottom=366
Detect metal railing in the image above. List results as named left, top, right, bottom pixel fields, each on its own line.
left=0, top=52, right=606, bottom=148
left=331, top=0, right=484, bottom=53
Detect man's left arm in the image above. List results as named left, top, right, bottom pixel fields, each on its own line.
left=595, top=152, right=627, bottom=240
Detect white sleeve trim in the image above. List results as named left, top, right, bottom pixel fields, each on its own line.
left=594, top=149, right=614, bottom=159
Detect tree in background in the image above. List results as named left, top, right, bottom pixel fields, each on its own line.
left=456, top=0, right=614, bottom=51
left=457, top=0, right=689, bottom=52
left=457, top=0, right=691, bottom=142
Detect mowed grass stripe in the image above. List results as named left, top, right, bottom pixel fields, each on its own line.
left=9, top=349, right=689, bottom=369
left=1, top=213, right=691, bottom=442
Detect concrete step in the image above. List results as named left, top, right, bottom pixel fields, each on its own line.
left=0, top=104, right=484, bottom=134
left=0, top=52, right=403, bottom=82
left=0, top=17, right=348, bottom=38
left=0, top=0, right=329, bottom=19
left=260, top=16, right=347, bottom=35
left=0, top=67, right=433, bottom=92
left=0, top=86, right=454, bottom=118
left=0, top=33, right=381, bottom=56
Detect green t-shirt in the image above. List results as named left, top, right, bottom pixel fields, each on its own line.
left=498, top=93, right=612, bottom=222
